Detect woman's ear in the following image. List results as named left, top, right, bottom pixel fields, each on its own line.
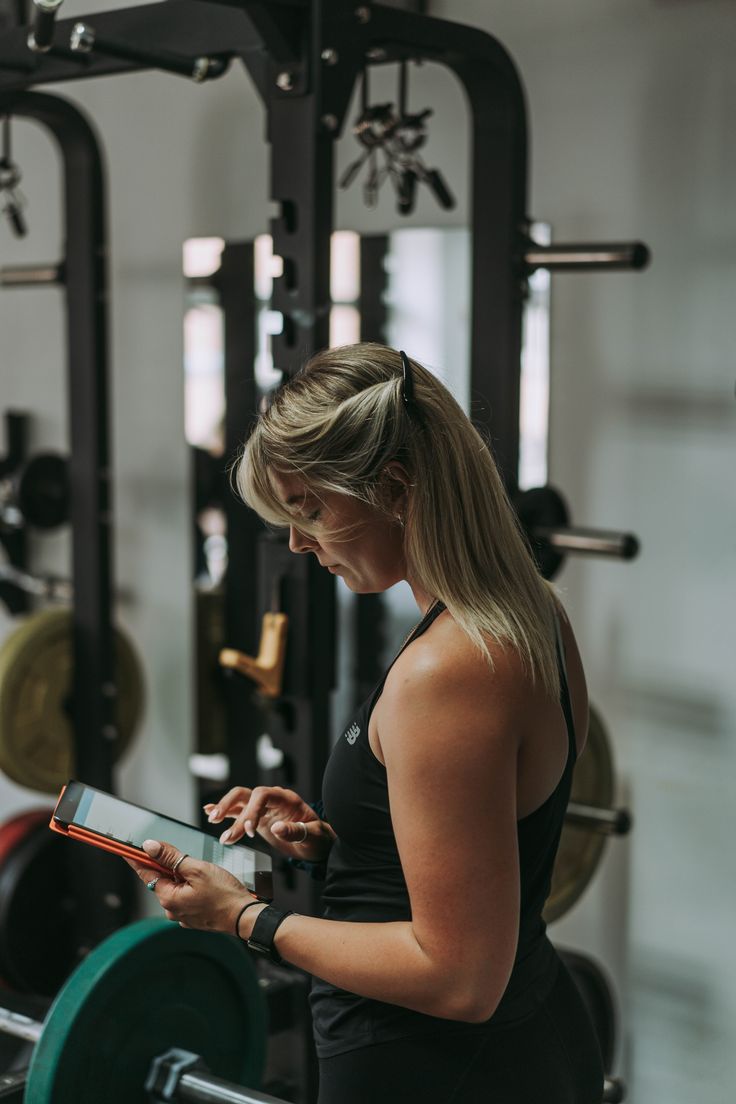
left=381, top=462, right=410, bottom=515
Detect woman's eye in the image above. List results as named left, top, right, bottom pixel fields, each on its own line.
left=307, top=509, right=321, bottom=523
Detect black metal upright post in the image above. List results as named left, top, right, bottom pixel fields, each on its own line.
left=0, top=90, right=130, bottom=952
left=217, top=242, right=262, bottom=792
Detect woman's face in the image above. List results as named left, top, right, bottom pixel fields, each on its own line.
left=269, top=469, right=407, bottom=594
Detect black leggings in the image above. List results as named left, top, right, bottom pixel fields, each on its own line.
left=317, top=958, right=605, bottom=1104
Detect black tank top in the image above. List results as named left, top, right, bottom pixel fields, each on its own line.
left=310, top=600, right=576, bottom=1058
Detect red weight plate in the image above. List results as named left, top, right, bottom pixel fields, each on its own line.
left=0, top=809, right=52, bottom=866
left=0, top=815, right=78, bottom=994
left=0, top=810, right=53, bottom=990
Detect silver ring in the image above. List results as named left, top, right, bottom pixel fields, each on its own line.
left=295, top=821, right=308, bottom=843
left=146, top=877, right=160, bottom=892
left=172, top=852, right=188, bottom=876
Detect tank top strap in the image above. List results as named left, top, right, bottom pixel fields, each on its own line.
left=366, top=599, right=446, bottom=712
left=552, top=609, right=577, bottom=767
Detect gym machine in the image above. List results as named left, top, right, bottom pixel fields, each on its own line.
left=0, top=0, right=644, bottom=1099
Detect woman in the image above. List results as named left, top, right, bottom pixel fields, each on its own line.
left=129, top=344, right=605, bottom=1103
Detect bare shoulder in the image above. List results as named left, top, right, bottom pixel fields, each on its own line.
left=377, top=610, right=538, bottom=756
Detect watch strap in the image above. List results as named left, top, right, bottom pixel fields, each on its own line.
left=247, top=905, right=294, bottom=965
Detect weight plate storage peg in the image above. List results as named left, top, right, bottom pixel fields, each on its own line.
left=543, top=705, right=615, bottom=924
left=0, top=609, right=144, bottom=792
left=26, top=918, right=267, bottom=1104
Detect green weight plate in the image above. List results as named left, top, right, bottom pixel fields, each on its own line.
left=0, top=609, right=144, bottom=793
left=27, top=918, right=267, bottom=1104
left=544, top=704, right=615, bottom=924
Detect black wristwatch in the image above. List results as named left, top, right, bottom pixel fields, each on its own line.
left=247, top=905, right=294, bottom=965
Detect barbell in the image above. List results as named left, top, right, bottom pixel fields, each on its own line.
left=0, top=919, right=626, bottom=1103
left=514, top=486, right=640, bottom=581
left=0, top=919, right=270, bottom=1104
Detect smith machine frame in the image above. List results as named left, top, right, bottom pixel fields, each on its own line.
left=0, top=2, right=646, bottom=1095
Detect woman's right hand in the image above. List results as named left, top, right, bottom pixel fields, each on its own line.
left=203, top=785, right=335, bottom=863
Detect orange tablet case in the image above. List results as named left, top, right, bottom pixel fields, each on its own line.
left=49, top=784, right=183, bottom=877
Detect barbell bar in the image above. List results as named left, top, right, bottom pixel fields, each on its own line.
left=513, top=486, right=641, bottom=580
left=0, top=562, right=72, bottom=601
left=524, top=240, right=650, bottom=272
left=0, top=263, right=63, bottom=286
left=566, top=801, right=632, bottom=836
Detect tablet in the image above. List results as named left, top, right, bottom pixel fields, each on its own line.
left=50, top=780, right=273, bottom=900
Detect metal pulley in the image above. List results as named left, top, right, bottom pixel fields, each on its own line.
left=0, top=608, right=144, bottom=792
left=514, top=486, right=640, bottom=580
left=544, top=705, right=631, bottom=924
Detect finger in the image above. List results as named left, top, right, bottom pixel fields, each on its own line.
left=123, top=856, right=175, bottom=892
left=142, top=840, right=200, bottom=881
left=219, top=813, right=250, bottom=844
left=240, top=786, right=284, bottom=840
left=205, top=787, right=251, bottom=824
left=271, top=819, right=310, bottom=843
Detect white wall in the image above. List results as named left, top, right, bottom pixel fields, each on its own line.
left=1, top=1, right=734, bottom=1099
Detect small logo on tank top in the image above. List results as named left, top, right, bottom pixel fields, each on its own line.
left=345, top=722, right=360, bottom=745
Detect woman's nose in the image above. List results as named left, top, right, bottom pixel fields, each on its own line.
left=289, top=525, right=317, bottom=554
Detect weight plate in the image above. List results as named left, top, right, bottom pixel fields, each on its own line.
left=0, top=811, right=78, bottom=995
left=559, top=947, right=617, bottom=1072
left=0, top=808, right=50, bottom=868
left=26, top=918, right=267, bottom=1104
left=18, top=453, right=70, bottom=529
left=544, top=704, right=614, bottom=924
left=513, top=485, right=569, bottom=580
left=0, top=609, right=144, bottom=793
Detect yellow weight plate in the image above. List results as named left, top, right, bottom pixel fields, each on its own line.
left=543, top=704, right=615, bottom=924
left=0, top=609, right=144, bottom=793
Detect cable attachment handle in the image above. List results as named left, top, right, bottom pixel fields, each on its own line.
left=0, top=117, right=27, bottom=238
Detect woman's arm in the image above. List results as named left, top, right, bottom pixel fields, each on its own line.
left=238, top=640, right=529, bottom=1023
left=137, top=639, right=530, bottom=1023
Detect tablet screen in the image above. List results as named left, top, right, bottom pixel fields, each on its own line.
left=63, top=783, right=271, bottom=894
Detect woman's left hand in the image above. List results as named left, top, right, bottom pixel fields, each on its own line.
left=125, top=839, right=258, bottom=933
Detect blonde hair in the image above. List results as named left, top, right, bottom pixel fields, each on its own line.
left=234, top=343, right=560, bottom=697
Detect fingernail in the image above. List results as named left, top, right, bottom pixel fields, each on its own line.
left=245, top=820, right=255, bottom=839
left=208, top=809, right=220, bottom=823
left=272, top=821, right=284, bottom=834
left=142, top=840, right=161, bottom=856
left=219, top=829, right=232, bottom=843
